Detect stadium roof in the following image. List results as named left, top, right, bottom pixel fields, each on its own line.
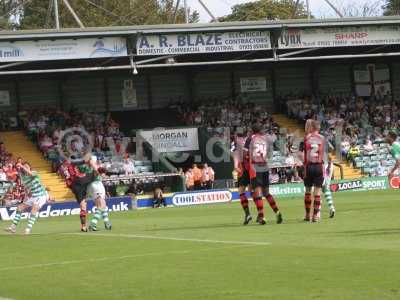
left=0, top=16, right=400, bottom=41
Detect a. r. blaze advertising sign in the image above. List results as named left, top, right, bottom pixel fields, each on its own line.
left=172, top=190, right=232, bottom=207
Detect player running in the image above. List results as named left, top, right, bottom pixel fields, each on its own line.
left=82, top=154, right=112, bottom=232
left=387, top=132, right=400, bottom=183
left=4, top=162, right=50, bottom=235
left=233, top=131, right=253, bottom=225
left=303, top=120, right=326, bottom=222
left=322, top=154, right=336, bottom=218
left=245, top=124, right=283, bottom=225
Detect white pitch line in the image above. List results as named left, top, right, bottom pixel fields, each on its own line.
left=0, top=244, right=250, bottom=272
left=64, top=232, right=271, bottom=246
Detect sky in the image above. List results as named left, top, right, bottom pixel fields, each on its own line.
left=185, top=0, right=384, bottom=22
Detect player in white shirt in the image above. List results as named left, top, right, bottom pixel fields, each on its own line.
left=322, top=155, right=336, bottom=219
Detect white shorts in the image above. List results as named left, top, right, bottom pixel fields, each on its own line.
left=24, top=194, right=48, bottom=208
left=87, top=181, right=106, bottom=200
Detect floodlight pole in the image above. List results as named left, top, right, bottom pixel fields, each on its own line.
left=198, top=0, right=218, bottom=22
left=54, top=0, right=60, bottom=29
left=291, top=0, right=300, bottom=18
left=184, top=0, right=189, bottom=23
left=306, top=0, right=311, bottom=19
left=61, top=0, right=85, bottom=28
left=173, top=0, right=181, bottom=23
left=324, top=0, right=344, bottom=18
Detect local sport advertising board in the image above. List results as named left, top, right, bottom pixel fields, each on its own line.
left=136, top=31, right=271, bottom=56
left=139, top=128, right=199, bottom=153
left=0, top=197, right=132, bottom=221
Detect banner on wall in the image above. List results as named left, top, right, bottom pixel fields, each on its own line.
left=240, top=77, right=267, bottom=93
left=0, top=197, right=132, bottom=221
left=0, top=37, right=127, bottom=62
left=0, top=90, right=10, bottom=106
left=279, top=26, right=400, bottom=49
left=136, top=31, right=271, bottom=56
left=121, top=80, right=138, bottom=108
left=354, top=64, right=391, bottom=97
left=139, top=127, right=199, bottom=153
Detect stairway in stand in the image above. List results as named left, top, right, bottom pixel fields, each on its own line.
left=0, top=131, right=74, bottom=201
left=272, top=114, right=362, bottom=180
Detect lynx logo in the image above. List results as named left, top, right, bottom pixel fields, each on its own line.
left=280, top=30, right=302, bottom=47
left=172, top=190, right=232, bottom=206
left=0, top=197, right=132, bottom=221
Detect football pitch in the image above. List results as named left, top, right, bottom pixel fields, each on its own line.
left=1, top=189, right=399, bottom=300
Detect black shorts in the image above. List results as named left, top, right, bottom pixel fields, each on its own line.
left=238, top=169, right=250, bottom=187
left=250, top=171, right=270, bottom=189
left=304, top=163, right=324, bottom=188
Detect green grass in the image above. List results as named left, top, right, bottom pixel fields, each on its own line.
left=1, top=189, right=400, bottom=300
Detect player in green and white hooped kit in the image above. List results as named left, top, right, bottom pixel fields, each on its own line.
left=387, top=132, right=400, bottom=182
left=82, top=154, right=112, bottom=231
left=322, top=154, right=336, bottom=219
left=4, top=163, right=50, bottom=235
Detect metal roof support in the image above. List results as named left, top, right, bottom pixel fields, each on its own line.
left=2, top=52, right=400, bottom=75
left=184, top=0, right=189, bottom=23
left=198, top=0, right=218, bottom=22
left=54, top=0, right=60, bottom=29
left=136, top=55, right=178, bottom=65
left=61, top=0, right=85, bottom=28
left=291, top=0, right=301, bottom=19
left=173, top=0, right=181, bottom=23
left=278, top=48, right=321, bottom=58
left=0, top=62, right=29, bottom=70
left=324, top=0, right=344, bottom=18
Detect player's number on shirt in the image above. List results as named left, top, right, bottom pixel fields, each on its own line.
left=253, top=142, right=267, bottom=160
left=310, top=143, right=320, bottom=161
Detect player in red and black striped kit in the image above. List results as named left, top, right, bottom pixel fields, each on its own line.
left=233, top=131, right=253, bottom=225
left=241, top=124, right=283, bottom=225
left=303, top=120, right=326, bottom=222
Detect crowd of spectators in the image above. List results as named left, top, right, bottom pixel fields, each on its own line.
left=0, top=142, right=26, bottom=205
left=184, top=163, right=215, bottom=191
left=282, top=92, right=400, bottom=175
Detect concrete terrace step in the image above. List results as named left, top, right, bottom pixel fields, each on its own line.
left=0, top=130, right=72, bottom=201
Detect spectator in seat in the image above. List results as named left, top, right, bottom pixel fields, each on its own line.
left=269, top=169, right=280, bottom=184
left=201, top=163, right=215, bottom=190
left=347, top=143, right=360, bottom=165
left=185, top=168, right=194, bottom=191
left=0, top=164, right=7, bottom=181
left=291, top=169, right=303, bottom=183
left=153, top=187, right=166, bottom=208
left=364, top=137, right=374, bottom=154
left=192, top=164, right=202, bottom=190
left=375, top=161, right=386, bottom=177
left=123, top=154, right=135, bottom=175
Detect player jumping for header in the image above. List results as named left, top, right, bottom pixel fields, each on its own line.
left=303, top=120, right=326, bottom=222
left=5, top=162, right=50, bottom=235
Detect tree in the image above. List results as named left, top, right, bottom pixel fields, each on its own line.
left=219, top=0, right=308, bottom=22
left=383, top=0, right=400, bottom=15
left=339, top=0, right=384, bottom=17
left=0, top=0, right=22, bottom=29
left=18, top=0, right=199, bottom=30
